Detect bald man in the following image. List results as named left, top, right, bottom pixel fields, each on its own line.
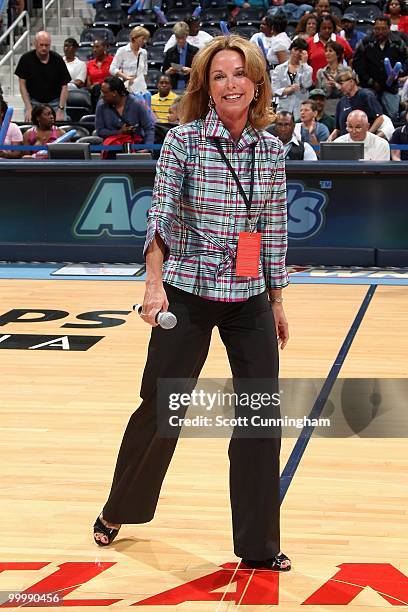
left=334, top=110, right=390, bottom=161
left=15, top=31, right=71, bottom=122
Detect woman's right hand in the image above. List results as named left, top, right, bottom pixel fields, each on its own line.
left=140, top=282, right=169, bottom=327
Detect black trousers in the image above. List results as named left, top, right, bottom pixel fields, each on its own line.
left=103, top=283, right=281, bottom=560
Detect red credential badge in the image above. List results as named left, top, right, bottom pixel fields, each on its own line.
left=236, top=232, right=262, bottom=277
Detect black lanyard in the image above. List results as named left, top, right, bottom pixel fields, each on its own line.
left=214, top=139, right=256, bottom=214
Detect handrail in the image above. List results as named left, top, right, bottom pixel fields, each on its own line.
left=42, top=0, right=61, bottom=34
left=0, top=11, right=31, bottom=96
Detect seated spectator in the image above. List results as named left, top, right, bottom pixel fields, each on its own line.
left=0, top=100, right=23, bottom=158
left=295, top=98, right=330, bottom=145
left=269, top=111, right=317, bottom=159
left=15, top=31, right=71, bottom=122
left=110, top=26, right=150, bottom=94
left=162, top=22, right=199, bottom=92
left=151, top=75, right=178, bottom=123
left=307, top=15, right=353, bottom=83
left=63, top=38, right=87, bottom=89
left=390, top=108, right=408, bottom=159
left=95, top=76, right=154, bottom=156
left=294, top=14, right=318, bottom=41
left=266, top=13, right=292, bottom=70
left=334, top=109, right=390, bottom=159
left=401, top=78, right=408, bottom=109
left=269, top=2, right=313, bottom=22
left=353, top=16, right=407, bottom=123
left=384, top=0, right=408, bottom=35
left=312, top=0, right=331, bottom=18
left=250, top=16, right=275, bottom=55
left=23, top=104, right=65, bottom=146
left=164, top=16, right=213, bottom=52
left=168, top=96, right=181, bottom=124
left=233, top=0, right=269, bottom=12
left=309, top=87, right=335, bottom=131
left=329, top=68, right=384, bottom=140
left=316, top=40, right=348, bottom=115
left=271, top=38, right=313, bottom=121
left=86, top=40, right=114, bottom=111
left=339, top=14, right=365, bottom=51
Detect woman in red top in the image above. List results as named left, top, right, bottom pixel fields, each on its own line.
left=86, top=40, right=114, bottom=111
left=307, top=15, right=353, bottom=82
left=384, top=0, right=408, bottom=35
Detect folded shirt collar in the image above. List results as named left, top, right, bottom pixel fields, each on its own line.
left=203, top=108, right=260, bottom=150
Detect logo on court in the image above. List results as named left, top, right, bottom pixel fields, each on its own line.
left=73, top=176, right=151, bottom=238
left=287, top=181, right=327, bottom=240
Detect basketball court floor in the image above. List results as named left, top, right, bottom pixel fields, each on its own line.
left=0, top=265, right=407, bottom=610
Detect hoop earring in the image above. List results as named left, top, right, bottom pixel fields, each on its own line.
left=208, top=95, right=215, bottom=109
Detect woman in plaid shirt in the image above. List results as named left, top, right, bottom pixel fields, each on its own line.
left=94, top=35, right=291, bottom=573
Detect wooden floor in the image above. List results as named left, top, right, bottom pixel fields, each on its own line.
left=0, top=279, right=407, bottom=610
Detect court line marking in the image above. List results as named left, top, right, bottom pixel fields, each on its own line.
left=280, top=285, right=377, bottom=502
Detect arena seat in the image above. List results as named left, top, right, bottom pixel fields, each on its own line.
left=343, top=2, right=383, bottom=20
left=147, top=43, right=165, bottom=64
left=151, top=27, right=175, bottom=44
left=80, top=27, right=116, bottom=46
left=146, top=68, right=163, bottom=90
left=66, top=90, right=92, bottom=122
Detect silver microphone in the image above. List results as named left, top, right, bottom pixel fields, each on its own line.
left=133, top=304, right=177, bottom=330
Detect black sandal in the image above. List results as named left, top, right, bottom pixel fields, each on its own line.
left=241, top=552, right=291, bottom=572
left=93, top=515, right=120, bottom=547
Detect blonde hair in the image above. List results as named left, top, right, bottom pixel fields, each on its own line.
left=173, top=21, right=189, bottom=38
left=130, top=26, right=150, bottom=41
left=180, top=35, right=272, bottom=130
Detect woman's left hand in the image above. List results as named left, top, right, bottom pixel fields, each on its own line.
left=272, top=304, right=289, bottom=349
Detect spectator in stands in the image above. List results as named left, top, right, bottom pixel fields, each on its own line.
left=353, top=16, right=407, bottom=122
left=23, top=104, right=64, bottom=147
left=390, top=108, right=408, bottom=159
left=334, top=109, right=390, bottom=159
left=307, top=15, right=353, bottom=82
left=312, top=0, right=331, bottom=18
left=110, top=26, right=150, bottom=94
left=266, top=13, right=292, bottom=70
left=309, top=87, right=335, bottom=130
left=233, top=0, right=269, bottom=12
left=296, top=98, right=330, bottom=145
left=294, top=14, right=318, bottom=41
left=316, top=40, right=348, bottom=115
left=270, top=111, right=317, bottom=159
left=270, top=2, right=314, bottom=22
left=164, top=16, right=213, bottom=52
left=384, top=0, right=408, bottom=35
left=15, top=31, right=71, bottom=122
left=250, top=16, right=275, bottom=55
left=339, top=14, right=365, bottom=51
left=162, top=22, right=199, bottom=92
left=151, top=75, right=177, bottom=122
left=271, top=38, right=313, bottom=121
left=87, top=40, right=114, bottom=111
left=63, top=38, right=87, bottom=89
left=329, top=69, right=384, bottom=139
left=0, top=99, right=23, bottom=158
left=168, top=95, right=181, bottom=123
left=95, top=76, right=154, bottom=151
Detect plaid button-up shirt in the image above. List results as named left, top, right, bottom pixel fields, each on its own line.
left=144, top=109, right=289, bottom=302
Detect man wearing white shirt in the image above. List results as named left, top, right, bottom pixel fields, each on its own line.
left=334, top=109, right=390, bottom=160
left=163, top=17, right=213, bottom=53
left=269, top=111, right=318, bottom=160
left=63, top=38, right=87, bottom=89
